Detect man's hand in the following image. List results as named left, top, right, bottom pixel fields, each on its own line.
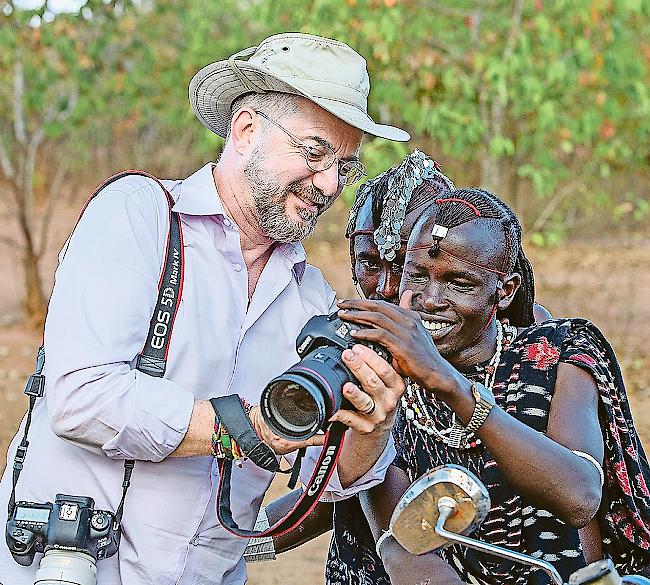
left=248, top=406, right=325, bottom=455
left=329, top=343, right=405, bottom=433
left=326, top=340, right=406, bottom=488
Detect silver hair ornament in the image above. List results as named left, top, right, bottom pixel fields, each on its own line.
left=373, top=150, right=455, bottom=261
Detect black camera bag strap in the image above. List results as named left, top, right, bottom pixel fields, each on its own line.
left=211, top=393, right=347, bottom=539
left=8, top=171, right=184, bottom=523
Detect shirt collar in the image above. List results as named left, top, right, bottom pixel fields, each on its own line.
left=172, top=163, right=225, bottom=216
left=174, top=163, right=308, bottom=283
left=279, top=243, right=307, bottom=284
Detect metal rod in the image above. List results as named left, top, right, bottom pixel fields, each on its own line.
left=435, top=498, right=564, bottom=585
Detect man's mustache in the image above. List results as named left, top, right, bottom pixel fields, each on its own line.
left=287, top=181, right=330, bottom=206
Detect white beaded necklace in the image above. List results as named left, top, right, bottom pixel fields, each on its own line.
left=400, top=319, right=518, bottom=449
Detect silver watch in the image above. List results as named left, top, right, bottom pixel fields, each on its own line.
left=465, top=382, right=496, bottom=436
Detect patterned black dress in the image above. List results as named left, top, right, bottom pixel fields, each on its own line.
left=325, top=319, right=650, bottom=585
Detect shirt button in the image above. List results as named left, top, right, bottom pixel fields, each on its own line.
left=223, top=218, right=231, bottom=227
left=191, top=536, right=200, bottom=546
left=233, top=263, right=242, bottom=272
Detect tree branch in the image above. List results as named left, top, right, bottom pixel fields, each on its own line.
left=22, top=128, right=45, bottom=231
left=503, top=0, right=525, bottom=62
left=531, top=179, right=584, bottom=233
left=37, top=160, right=67, bottom=258
left=0, top=137, right=16, bottom=181
left=415, top=1, right=476, bottom=19
left=13, top=60, right=27, bottom=147
left=423, top=38, right=473, bottom=73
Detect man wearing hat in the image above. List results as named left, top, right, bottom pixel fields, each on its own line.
left=0, top=33, right=409, bottom=584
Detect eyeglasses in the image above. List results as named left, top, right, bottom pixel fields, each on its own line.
left=254, top=110, right=366, bottom=186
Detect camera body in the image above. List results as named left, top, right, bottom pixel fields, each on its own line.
left=6, top=494, right=120, bottom=567
left=261, top=311, right=390, bottom=441
left=293, top=311, right=389, bottom=362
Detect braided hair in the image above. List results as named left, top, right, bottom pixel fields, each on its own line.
left=420, top=188, right=536, bottom=327
left=346, top=151, right=455, bottom=283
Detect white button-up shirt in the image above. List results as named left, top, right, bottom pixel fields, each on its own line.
left=0, top=164, right=394, bottom=584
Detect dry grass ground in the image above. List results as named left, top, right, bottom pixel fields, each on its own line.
left=0, top=200, right=647, bottom=583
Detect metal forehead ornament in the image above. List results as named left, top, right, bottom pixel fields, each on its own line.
left=431, top=224, right=448, bottom=239
left=371, top=149, right=455, bottom=261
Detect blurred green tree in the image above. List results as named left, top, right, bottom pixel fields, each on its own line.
left=1, top=0, right=648, bottom=323
left=211, top=0, right=648, bottom=239
left=0, top=0, right=176, bottom=325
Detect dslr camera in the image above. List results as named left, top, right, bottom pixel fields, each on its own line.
left=6, top=493, right=120, bottom=585
left=261, top=311, right=390, bottom=441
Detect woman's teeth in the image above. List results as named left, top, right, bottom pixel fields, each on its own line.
left=422, top=321, right=453, bottom=333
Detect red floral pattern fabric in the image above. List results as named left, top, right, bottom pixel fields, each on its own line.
left=522, top=336, right=561, bottom=370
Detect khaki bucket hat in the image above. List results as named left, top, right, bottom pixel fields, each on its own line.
left=188, top=32, right=410, bottom=142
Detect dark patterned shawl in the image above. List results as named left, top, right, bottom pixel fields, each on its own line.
left=326, top=319, right=650, bottom=585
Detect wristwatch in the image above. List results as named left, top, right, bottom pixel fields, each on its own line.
left=465, top=382, right=496, bottom=436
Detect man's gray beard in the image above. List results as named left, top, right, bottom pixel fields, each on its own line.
left=244, top=149, right=333, bottom=243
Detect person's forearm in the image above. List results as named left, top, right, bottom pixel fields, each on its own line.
left=172, top=401, right=326, bottom=459
left=360, top=465, right=408, bottom=539
left=170, top=399, right=213, bottom=457
left=438, top=374, right=601, bottom=527
left=265, top=493, right=333, bottom=554
left=473, top=406, right=601, bottom=526
left=337, top=427, right=391, bottom=488
left=360, top=467, right=463, bottom=585
left=382, top=539, right=464, bottom=585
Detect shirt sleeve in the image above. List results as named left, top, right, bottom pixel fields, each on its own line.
left=44, top=176, right=195, bottom=462
left=284, top=432, right=396, bottom=502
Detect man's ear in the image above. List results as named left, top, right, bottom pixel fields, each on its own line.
left=497, top=272, right=521, bottom=310
left=228, top=107, right=259, bottom=155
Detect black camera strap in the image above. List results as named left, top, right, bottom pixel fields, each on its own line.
left=213, top=411, right=347, bottom=539
left=7, top=346, right=45, bottom=519
left=7, top=171, right=184, bottom=523
left=211, top=395, right=282, bottom=473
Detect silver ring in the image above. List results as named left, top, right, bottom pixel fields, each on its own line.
left=360, top=398, right=376, bottom=416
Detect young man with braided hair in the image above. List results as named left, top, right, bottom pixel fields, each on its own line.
left=335, top=177, right=650, bottom=583
left=329, top=153, right=549, bottom=584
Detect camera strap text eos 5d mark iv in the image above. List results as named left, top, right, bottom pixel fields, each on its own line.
left=7, top=171, right=184, bottom=531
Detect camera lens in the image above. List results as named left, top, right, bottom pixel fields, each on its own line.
left=263, top=377, right=325, bottom=440
left=261, top=345, right=352, bottom=441
left=35, top=550, right=97, bottom=585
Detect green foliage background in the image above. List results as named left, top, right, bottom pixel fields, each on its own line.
left=2, top=0, right=649, bottom=245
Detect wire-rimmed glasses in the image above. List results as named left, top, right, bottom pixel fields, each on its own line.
left=254, top=110, right=366, bottom=186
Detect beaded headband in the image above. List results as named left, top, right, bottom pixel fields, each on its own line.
left=352, top=150, right=456, bottom=261
left=406, top=196, right=507, bottom=277
left=406, top=243, right=508, bottom=277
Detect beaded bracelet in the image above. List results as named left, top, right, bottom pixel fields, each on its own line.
left=210, top=417, right=225, bottom=458
left=375, top=529, right=395, bottom=562
left=210, top=399, right=251, bottom=466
